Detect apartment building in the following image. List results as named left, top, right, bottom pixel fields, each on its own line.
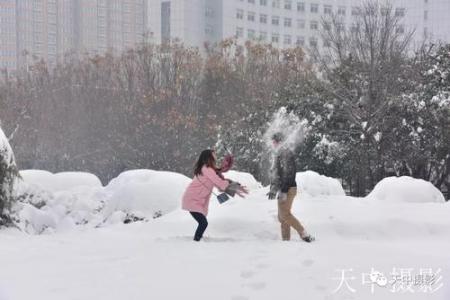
left=147, top=0, right=450, bottom=50
left=0, top=0, right=147, bottom=70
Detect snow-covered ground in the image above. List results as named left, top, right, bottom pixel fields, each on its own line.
left=0, top=170, right=449, bottom=300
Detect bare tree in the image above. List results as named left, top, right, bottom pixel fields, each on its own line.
left=308, top=0, right=416, bottom=195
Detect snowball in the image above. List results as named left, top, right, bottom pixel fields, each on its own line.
left=296, top=171, right=345, bottom=197
left=367, top=176, right=445, bottom=203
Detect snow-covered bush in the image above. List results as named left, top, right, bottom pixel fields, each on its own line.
left=102, top=170, right=191, bottom=223
left=19, top=170, right=102, bottom=193
left=10, top=169, right=192, bottom=233
left=0, top=126, right=18, bottom=225
left=367, top=176, right=445, bottom=203
left=296, top=171, right=345, bottom=197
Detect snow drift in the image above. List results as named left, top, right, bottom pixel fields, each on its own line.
left=19, top=170, right=102, bottom=192
left=12, top=169, right=192, bottom=233
left=296, top=171, right=345, bottom=197
left=367, top=176, right=445, bottom=203
left=2, top=167, right=450, bottom=300
left=103, top=170, right=191, bottom=222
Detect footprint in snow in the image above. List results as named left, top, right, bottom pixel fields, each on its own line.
left=315, top=285, right=327, bottom=291
left=302, top=259, right=315, bottom=267
left=243, top=282, right=267, bottom=290
left=255, top=263, right=269, bottom=270
left=240, top=270, right=255, bottom=279
left=231, top=296, right=249, bottom=300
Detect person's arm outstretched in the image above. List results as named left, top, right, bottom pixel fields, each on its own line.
left=202, top=166, right=230, bottom=191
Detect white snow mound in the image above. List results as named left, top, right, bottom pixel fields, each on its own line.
left=103, top=170, right=191, bottom=220
left=296, top=171, right=345, bottom=197
left=0, top=127, right=15, bottom=165
left=19, top=170, right=102, bottom=192
left=367, top=176, right=445, bottom=203
left=13, top=169, right=192, bottom=233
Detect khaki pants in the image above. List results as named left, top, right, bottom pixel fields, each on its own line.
left=277, top=187, right=305, bottom=241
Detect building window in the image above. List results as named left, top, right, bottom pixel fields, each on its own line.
left=310, top=21, right=319, bottom=30
left=260, top=0, right=268, bottom=6
left=272, top=33, right=279, bottom=43
left=309, top=37, right=318, bottom=48
left=395, top=8, right=405, bottom=17
left=284, top=18, right=292, bottom=27
left=324, top=5, right=332, bottom=15
left=323, top=39, right=331, bottom=47
left=396, top=25, right=405, bottom=34
left=260, top=31, right=268, bottom=41
left=248, top=29, right=256, bottom=39
left=248, top=12, right=255, bottom=22
left=297, top=2, right=305, bottom=12
left=284, top=0, right=292, bottom=10
left=260, top=14, right=268, bottom=24
left=323, top=21, right=331, bottom=31
left=272, top=16, right=280, bottom=26
left=205, top=25, right=214, bottom=34
left=205, top=7, right=214, bottom=17
left=338, top=6, right=346, bottom=16
left=248, top=0, right=255, bottom=4
left=311, top=3, right=319, bottom=13
left=351, top=7, right=360, bottom=16
left=272, top=0, right=280, bottom=8
left=236, top=9, right=244, bottom=19
left=236, top=27, right=244, bottom=37
left=284, top=35, right=291, bottom=45
left=296, top=36, right=305, bottom=46
left=424, top=10, right=428, bottom=20
left=297, top=19, right=305, bottom=29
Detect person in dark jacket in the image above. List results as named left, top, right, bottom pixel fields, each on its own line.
left=267, top=132, right=314, bottom=242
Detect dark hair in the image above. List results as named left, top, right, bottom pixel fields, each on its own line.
left=272, top=132, right=284, bottom=143
left=194, top=149, right=217, bottom=176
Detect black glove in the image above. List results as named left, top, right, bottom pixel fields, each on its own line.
left=267, top=191, right=277, bottom=200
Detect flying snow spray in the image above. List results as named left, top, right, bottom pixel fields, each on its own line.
left=263, top=107, right=309, bottom=152
left=263, top=107, right=309, bottom=182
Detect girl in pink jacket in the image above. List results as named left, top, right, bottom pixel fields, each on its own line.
left=182, top=149, right=245, bottom=241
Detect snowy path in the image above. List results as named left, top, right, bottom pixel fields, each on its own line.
left=0, top=188, right=449, bottom=300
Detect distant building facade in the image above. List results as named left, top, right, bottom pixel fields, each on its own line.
left=147, top=0, right=450, bottom=50
left=0, top=0, right=147, bottom=71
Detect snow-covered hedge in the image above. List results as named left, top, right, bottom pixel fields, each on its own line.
left=12, top=169, right=191, bottom=233
left=19, top=170, right=102, bottom=192
left=103, top=170, right=190, bottom=223
left=296, top=171, right=345, bottom=197
left=367, top=176, right=445, bottom=203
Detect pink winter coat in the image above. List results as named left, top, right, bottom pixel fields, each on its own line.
left=182, top=165, right=230, bottom=216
